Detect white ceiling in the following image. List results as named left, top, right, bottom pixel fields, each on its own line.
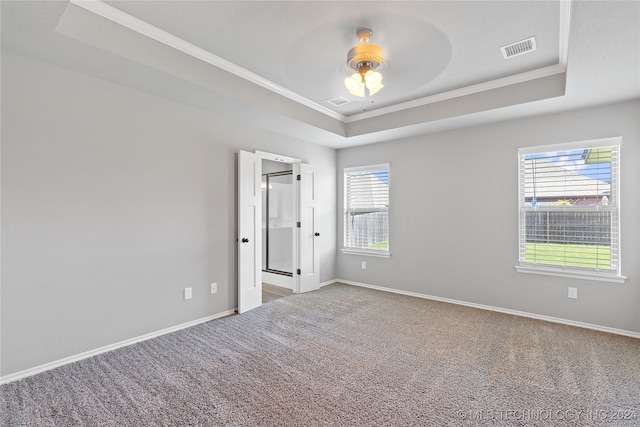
left=2, top=1, right=639, bottom=148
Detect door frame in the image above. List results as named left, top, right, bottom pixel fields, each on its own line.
left=237, top=150, right=302, bottom=313
left=238, top=149, right=319, bottom=313
left=258, top=152, right=300, bottom=294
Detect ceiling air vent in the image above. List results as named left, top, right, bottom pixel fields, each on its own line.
left=327, top=96, right=350, bottom=107
left=501, top=37, right=537, bottom=59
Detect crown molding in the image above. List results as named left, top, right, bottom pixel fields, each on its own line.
left=70, top=0, right=346, bottom=122
left=558, top=0, right=572, bottom=68
left=345, top=0, right=572, bottom=123
left=69, top=0, right=571, bottom=128
left=343, top=64, right=567, bottom=123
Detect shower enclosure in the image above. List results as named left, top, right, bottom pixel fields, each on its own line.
left=262, top=170, right=294, bottom=277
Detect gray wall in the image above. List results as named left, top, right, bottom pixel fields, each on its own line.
left=2, top=48, right=638, bottom=378
left=1, top=51, right=337, bottom=376
left=337, top=100, right=640, bottom=334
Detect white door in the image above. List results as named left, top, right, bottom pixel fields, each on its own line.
left=237, top=150, right=262, bottom=313
left=297, top=163, right=320, bottom=293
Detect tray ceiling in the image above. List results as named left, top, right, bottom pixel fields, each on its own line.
left=2, top=1, right=638, bottom=148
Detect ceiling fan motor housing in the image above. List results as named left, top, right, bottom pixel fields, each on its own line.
left=347, top=43, right=384, bottom=74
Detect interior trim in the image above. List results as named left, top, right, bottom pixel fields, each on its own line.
left=336, top=279, right=640, bottom=339
left=69, top=0, right=572, bottom=126
left=341, top=249, right=391, bottom=258
left=558, top=0, right=573, bottom=67
left=319, top=279, right=338, bottom=288
left=69, top=0, right=345, bottom=122
left=255, top=150, right=301, bottom=164
left=0, top=309, right=236, bottom=385
left=343, top=64, right=566, bottom=123
left=515, top=265, right=627, bottom=284
left=4, top=276, right=636, bottom=383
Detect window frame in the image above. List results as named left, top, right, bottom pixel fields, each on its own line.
left=515, top=137, right=626, bottom=283
left=342, top=163, right=391, bottom=258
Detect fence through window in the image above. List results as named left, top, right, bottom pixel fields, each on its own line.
left=344, top=165, right=390, bottom=254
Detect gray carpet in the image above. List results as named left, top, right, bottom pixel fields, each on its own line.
left=1, top=283, right=639, bottom=426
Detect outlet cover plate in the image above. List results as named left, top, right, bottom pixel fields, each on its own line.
left=211, top=282, right=217, bottom=294
left=184, top=287, right=192, bottom=300
left=568, top=287, right=578, bottom=299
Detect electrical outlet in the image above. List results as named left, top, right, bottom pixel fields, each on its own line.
left=184, top=287, right=192, bottom=300
left=568, top=287, right=578, bottom=299
left=361, top=261, right=366, bottom=269
left=210, top=282, right=217, bottom=294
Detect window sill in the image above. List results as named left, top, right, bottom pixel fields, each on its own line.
left=341, top=249, right=391, bottom=258
left=515, top=265, right=627, bottom=283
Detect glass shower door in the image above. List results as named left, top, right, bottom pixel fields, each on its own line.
left=262, top=171, right=294, bottom=276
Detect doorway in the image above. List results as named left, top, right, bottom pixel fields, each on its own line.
left=261, top=160, right=294, bottom=291
left=237, top=150, right=320, bottom=314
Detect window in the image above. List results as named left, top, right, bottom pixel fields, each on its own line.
left=517, top=137, right=625, bottom=282
left=343, top=164, right=390, bottom=257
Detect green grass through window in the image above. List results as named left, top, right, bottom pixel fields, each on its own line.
left=368, top=241, right=388, bottom=251
left=525, top=243, right=611, bottom=269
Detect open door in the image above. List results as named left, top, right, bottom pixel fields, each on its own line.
left=297, top=163, right=320, bottom=293
left=238, top=150, right=262, bottom=313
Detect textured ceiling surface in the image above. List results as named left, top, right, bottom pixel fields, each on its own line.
left=1, top=1, right=639, bottom=148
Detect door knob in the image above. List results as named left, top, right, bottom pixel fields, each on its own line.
left=241, top=238, right=249, bottom=243
left=314, top=232, right=320, bottom=237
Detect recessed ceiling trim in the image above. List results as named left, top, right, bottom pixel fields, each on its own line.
left=68, top=0, right=572, bottom=128
left=343, top=64, right=566, bottom=123
left=344, top=0, right=573, bottom=123
left=558, top=0, right=572, bottom=68
left=69, top=0, right=346, bottom=122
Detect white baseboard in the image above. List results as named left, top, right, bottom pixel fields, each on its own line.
left=319, top=279, right=339, bottom=288
left=5, top=280, right=637, bottom=385
left=338, top=279, right=640, bottom=339
left=0, top=309, right=236, bottom=385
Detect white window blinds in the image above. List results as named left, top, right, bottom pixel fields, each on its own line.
left=344, top=165, right=389, bottom=254
left=518, top=138, right=622, bottom=279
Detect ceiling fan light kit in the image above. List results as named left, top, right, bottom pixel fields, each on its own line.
left=344, top=28, right=386, bottom=98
